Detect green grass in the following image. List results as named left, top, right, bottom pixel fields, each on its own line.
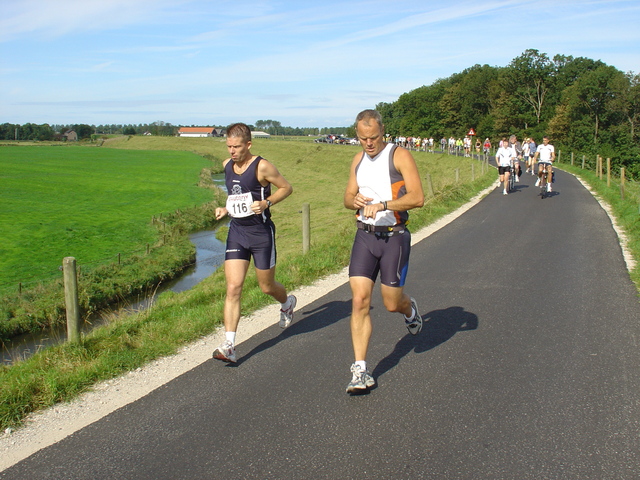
left=0, top=146, right=214, bottom=290
left=0, top=137, right=506, bottom=430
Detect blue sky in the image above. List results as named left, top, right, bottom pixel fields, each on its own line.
left=1, top=0, right=639, bottom=128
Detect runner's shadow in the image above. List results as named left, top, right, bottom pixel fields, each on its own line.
left=233, top=300, right=352, bottom=366
left=372, top=306, right=478, bottom=379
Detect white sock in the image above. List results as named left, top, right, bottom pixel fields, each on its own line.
left=355, top=360, right=367, bottom=371
left=225, top=331, right=236, bottom=345
left=281, top=296, right=291, bottom=310
left=404, top=306, right=416, bottom=321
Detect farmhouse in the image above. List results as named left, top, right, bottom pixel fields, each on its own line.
left=251, top=131, right=271, bottom=138
left=63, top=130, right=78, bottom=142
left=177, top=127, right=224, bottom=138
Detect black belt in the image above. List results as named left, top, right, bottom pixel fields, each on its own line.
left=357, top=221, right=406, bottom=233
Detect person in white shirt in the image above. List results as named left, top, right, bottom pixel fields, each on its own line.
left=343, top=109, right=425, bottom=394
left=533, top=136, right=555, bottom=192
left=522, top=138, right=531, bottom=172
left=508, top=135, right=523, bottom=182
left=495, top=138, right=516, bottom=195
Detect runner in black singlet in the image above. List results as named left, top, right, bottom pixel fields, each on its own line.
left=211, top=123, right=296, bottom=364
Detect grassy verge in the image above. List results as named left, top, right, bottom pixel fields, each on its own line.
left=1, top=138, right=496, bottom=430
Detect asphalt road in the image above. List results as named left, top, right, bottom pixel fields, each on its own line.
left=2, top=169, right=639, bottom=480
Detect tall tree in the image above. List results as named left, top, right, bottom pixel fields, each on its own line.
left=502, top=49, right=553, bottom=125
left=560, top=65, right=624, bottom=147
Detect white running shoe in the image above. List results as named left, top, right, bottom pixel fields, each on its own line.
left=213, top=340, right=237, bottom=363
left=515, top=176, right=519, bottom=182
left=346, top=363, right=375, bottom=394
left=279, top=295, right=297, bottom=328
left=547, top=183, right=552, bottom=192
left=405, top=297, right=423, bottom=335
left=503, top=189, right=508, bottom=195
left=535, top=178, right=540, bottom=187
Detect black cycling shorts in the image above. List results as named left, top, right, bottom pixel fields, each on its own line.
left=348, top=229, right=411, bottom=287
left=225, top=219, right=276, bottom=270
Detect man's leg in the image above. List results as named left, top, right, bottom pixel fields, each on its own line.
left=255, top=266, right=287, bottom=304
left=213, top=259, right=250, bottom=362
left=380, top=285, right=412, bottom=316
left=349, top=276, right=375, bottom=362
left=223, top=259, right=250, bottom=333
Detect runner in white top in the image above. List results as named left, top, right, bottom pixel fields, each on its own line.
left=343, top=109, right=424, bottom=394
left=533, top=136, right=555, bottom=193
left=495, top=139, right=516, bottom=195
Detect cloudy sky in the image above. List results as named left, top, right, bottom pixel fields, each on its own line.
left=1, top=0, right=639, bottom=128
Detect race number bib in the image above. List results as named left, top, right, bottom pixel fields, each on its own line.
left=226, top=193, right=254, bottom=218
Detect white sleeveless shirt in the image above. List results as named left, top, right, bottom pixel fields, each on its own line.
left=355, top=143, right=408, bottom=226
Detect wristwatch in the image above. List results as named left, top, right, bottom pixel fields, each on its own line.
left=266, top=199, right=273, bottom=208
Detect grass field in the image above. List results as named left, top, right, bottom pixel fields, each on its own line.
left=0, top=146, right=214, bottom=292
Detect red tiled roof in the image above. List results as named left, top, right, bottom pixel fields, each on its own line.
left=178, top=127, right=215, bottom=133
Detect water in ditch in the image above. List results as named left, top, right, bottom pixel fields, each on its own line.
left=1, top=228, right=227, bottom=366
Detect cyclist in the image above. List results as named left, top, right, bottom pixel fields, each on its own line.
left=533, top=136, right=555, bottom=192
left=508, top=135, right=523, bottom=182
left=496, top=138, right=516, bottom=195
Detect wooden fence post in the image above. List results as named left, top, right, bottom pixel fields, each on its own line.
left=607, top=158, right=611, bottom=187
left=63, top=257, right=80, bottom=342
left=620, top=167, right=626, bottom=200
left=571, top=152, right=574, bottom=166
left=582, top=155, right=585, bottom=169
left=455, top=168, right=460, bottom=183
left=471, top=163, right=475, bottom=182
left=302, top=203, right=310, bottom=254
left=425, top=173, right=434, bottom=197
left=597, top=156, right=603, bottom=179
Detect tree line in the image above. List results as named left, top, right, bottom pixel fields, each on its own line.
left=375, top=49, right=640, bottom=178
left=0, top=120, right=351, bottom=142
left=0, top=121, right=181, bottom=141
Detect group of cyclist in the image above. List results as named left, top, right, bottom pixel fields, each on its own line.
left=495, top=135, right=555, bottom=196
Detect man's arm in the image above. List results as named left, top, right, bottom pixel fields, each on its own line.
left=215, top=158, right=231, bottom=220
left=255, top=158, right=293, bottom=213
left=391, top=148, right=425, bottom=211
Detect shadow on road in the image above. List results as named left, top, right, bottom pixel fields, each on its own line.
left=234, top=299, right=352, bottom=365
left=372, top=306, right=478, bottom=379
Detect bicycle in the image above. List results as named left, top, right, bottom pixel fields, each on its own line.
left=538, top=163, right=551, bottom=199
left=508, top=159, right=517, bottom=192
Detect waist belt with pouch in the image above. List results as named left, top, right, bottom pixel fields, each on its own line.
left=357, top=220, right=406, bottom=235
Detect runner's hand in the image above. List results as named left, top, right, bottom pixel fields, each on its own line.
left=353, top=193, right=373, bottom=210
left=215, top=207, right=228, bottom=220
